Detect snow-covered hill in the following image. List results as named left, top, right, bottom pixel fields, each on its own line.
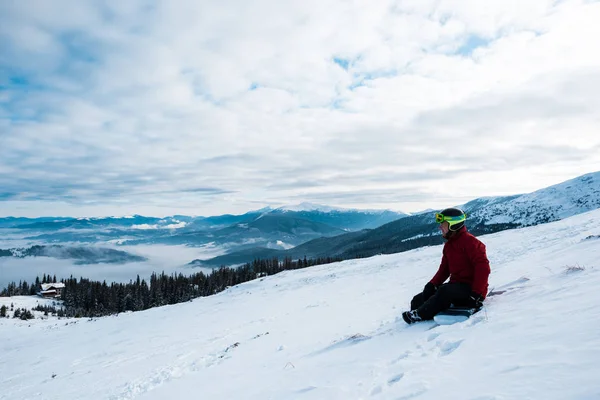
left=0, top=296, right=63, bottom=319
left=2, top=209, right=600, bottom=399
left=464, top=171, right=600, bottom=226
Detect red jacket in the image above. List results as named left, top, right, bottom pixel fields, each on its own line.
left=429, top=226, right=491, bottom=298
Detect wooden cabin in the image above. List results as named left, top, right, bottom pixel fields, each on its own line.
left=38, top=283, right=65, bottom=299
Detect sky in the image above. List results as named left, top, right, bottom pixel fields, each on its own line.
left=1, top=0, right=600, bottom=218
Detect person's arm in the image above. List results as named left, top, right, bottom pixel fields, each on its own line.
left=469, top=240, right=491, bottom=296
left=430, top=250, right=450, bottom=286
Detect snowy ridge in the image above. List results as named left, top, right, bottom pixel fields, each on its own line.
left=275, top=202, right=400, bottom=214
left=465, top=171, right=600, bottom=226
left=130, top=222, right=188, bottom=230
left=1, top=209, right=600, bottom=399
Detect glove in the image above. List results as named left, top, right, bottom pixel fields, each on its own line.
left=423, top=282, right=438, bottom=299
left=468, top=291, right=484, bottom=308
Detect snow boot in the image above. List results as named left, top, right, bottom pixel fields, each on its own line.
left=402, top=310, right=422, bottom=324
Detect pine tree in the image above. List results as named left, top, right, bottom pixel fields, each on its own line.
left=19, top=309, right=34, bottom=320
left=0, top=253, right=343, bottom=317
left=0, top=305, right=6, bottom=317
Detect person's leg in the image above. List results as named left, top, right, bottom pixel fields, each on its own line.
left=410, top=292, right=425, bottom=310
left=410, top=286, right=437, bottom=310
left=416, top=283, right=471, bottom=320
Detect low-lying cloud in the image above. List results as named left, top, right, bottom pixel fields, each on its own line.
left=0, top=243, right=224, bottom=289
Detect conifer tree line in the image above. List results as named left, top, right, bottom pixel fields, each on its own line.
left=0, top=256, right=342, bottom=318
left=1, top=274, right=58, bottom=297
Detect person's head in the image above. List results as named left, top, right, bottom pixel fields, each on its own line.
left=435, top=208, right=466, bottom=239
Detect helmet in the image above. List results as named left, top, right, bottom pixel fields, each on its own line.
left=435, top=208, right=466, bottom=231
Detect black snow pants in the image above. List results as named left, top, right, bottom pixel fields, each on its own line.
left=410, top=283, right=472, bottom=320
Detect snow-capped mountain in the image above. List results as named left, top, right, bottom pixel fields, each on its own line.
left=199, top=171, right=600, bottom=266
left=274, top=202, right=403, bottom=215
left=3, top=207, right=406, bottom=251
left=276, top=202, right=343, bottom=212
left=463, top=171, right=600, bottom=226
left=11, top=215, right=191, bottom=230
left=0, top=217, right=70, bottom=228
left=2, top=208, right=599, bottom=400
left=268, top=205, right=406, bottom=231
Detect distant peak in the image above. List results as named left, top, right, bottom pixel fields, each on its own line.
left=277, top=202, right=342, bottom=212
left=273, top=202, right=403, bottom=214
left=251, top=206, right=274, bottom=213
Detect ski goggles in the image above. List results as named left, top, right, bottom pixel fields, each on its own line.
left=435, top=213, right=466, bottom=225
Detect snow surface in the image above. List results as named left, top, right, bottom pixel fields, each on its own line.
left=0, top=296, right=63, bottom=319
left=2, top=210, right=600, bottom=400
left=40, top=283, right=65, bottom=291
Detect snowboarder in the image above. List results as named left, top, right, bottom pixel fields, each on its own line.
left=402, top=208, right=491, bottom=324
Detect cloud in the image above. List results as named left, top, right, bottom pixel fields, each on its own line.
left=1, top=0, right=600, bottom=217
left=0, top=243, right=223, bottom=288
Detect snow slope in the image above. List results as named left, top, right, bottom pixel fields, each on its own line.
left=466, top=171, right=600, bottom=226
left=2, top=210, right=600, bottom=400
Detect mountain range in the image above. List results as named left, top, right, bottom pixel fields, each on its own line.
left=0, top=205, right=406, bottom=248
left=0, top=205, right=407, bottom=264
left=1, top=172, right=599, bottom=268
left=194, top=171, right=600, bottom=267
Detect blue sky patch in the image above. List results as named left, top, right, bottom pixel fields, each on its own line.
left=329, top=98, right=344, bottom=110
left=349, top=69, right=397, bottom=90
left=456, top=35, right=491, bottom=56
left=333, top=57, right=351, bottom=71
left=9, top=76, right=29, bottom=86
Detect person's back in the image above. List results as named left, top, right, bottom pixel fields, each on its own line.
left=431, top=226, right=490, bottom=297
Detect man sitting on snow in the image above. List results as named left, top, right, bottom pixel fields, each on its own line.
left=402, top=208, right=491, bottom=324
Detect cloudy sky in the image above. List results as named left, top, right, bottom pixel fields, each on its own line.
left=1, top=0, right=599, bottom=217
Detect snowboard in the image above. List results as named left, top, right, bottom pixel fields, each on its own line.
left=433, top=276, right=530, bottom=325
left=433, top=306, right=480, bottom=325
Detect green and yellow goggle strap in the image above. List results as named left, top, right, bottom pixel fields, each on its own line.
left=435, top=212, right=466, bottom=226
